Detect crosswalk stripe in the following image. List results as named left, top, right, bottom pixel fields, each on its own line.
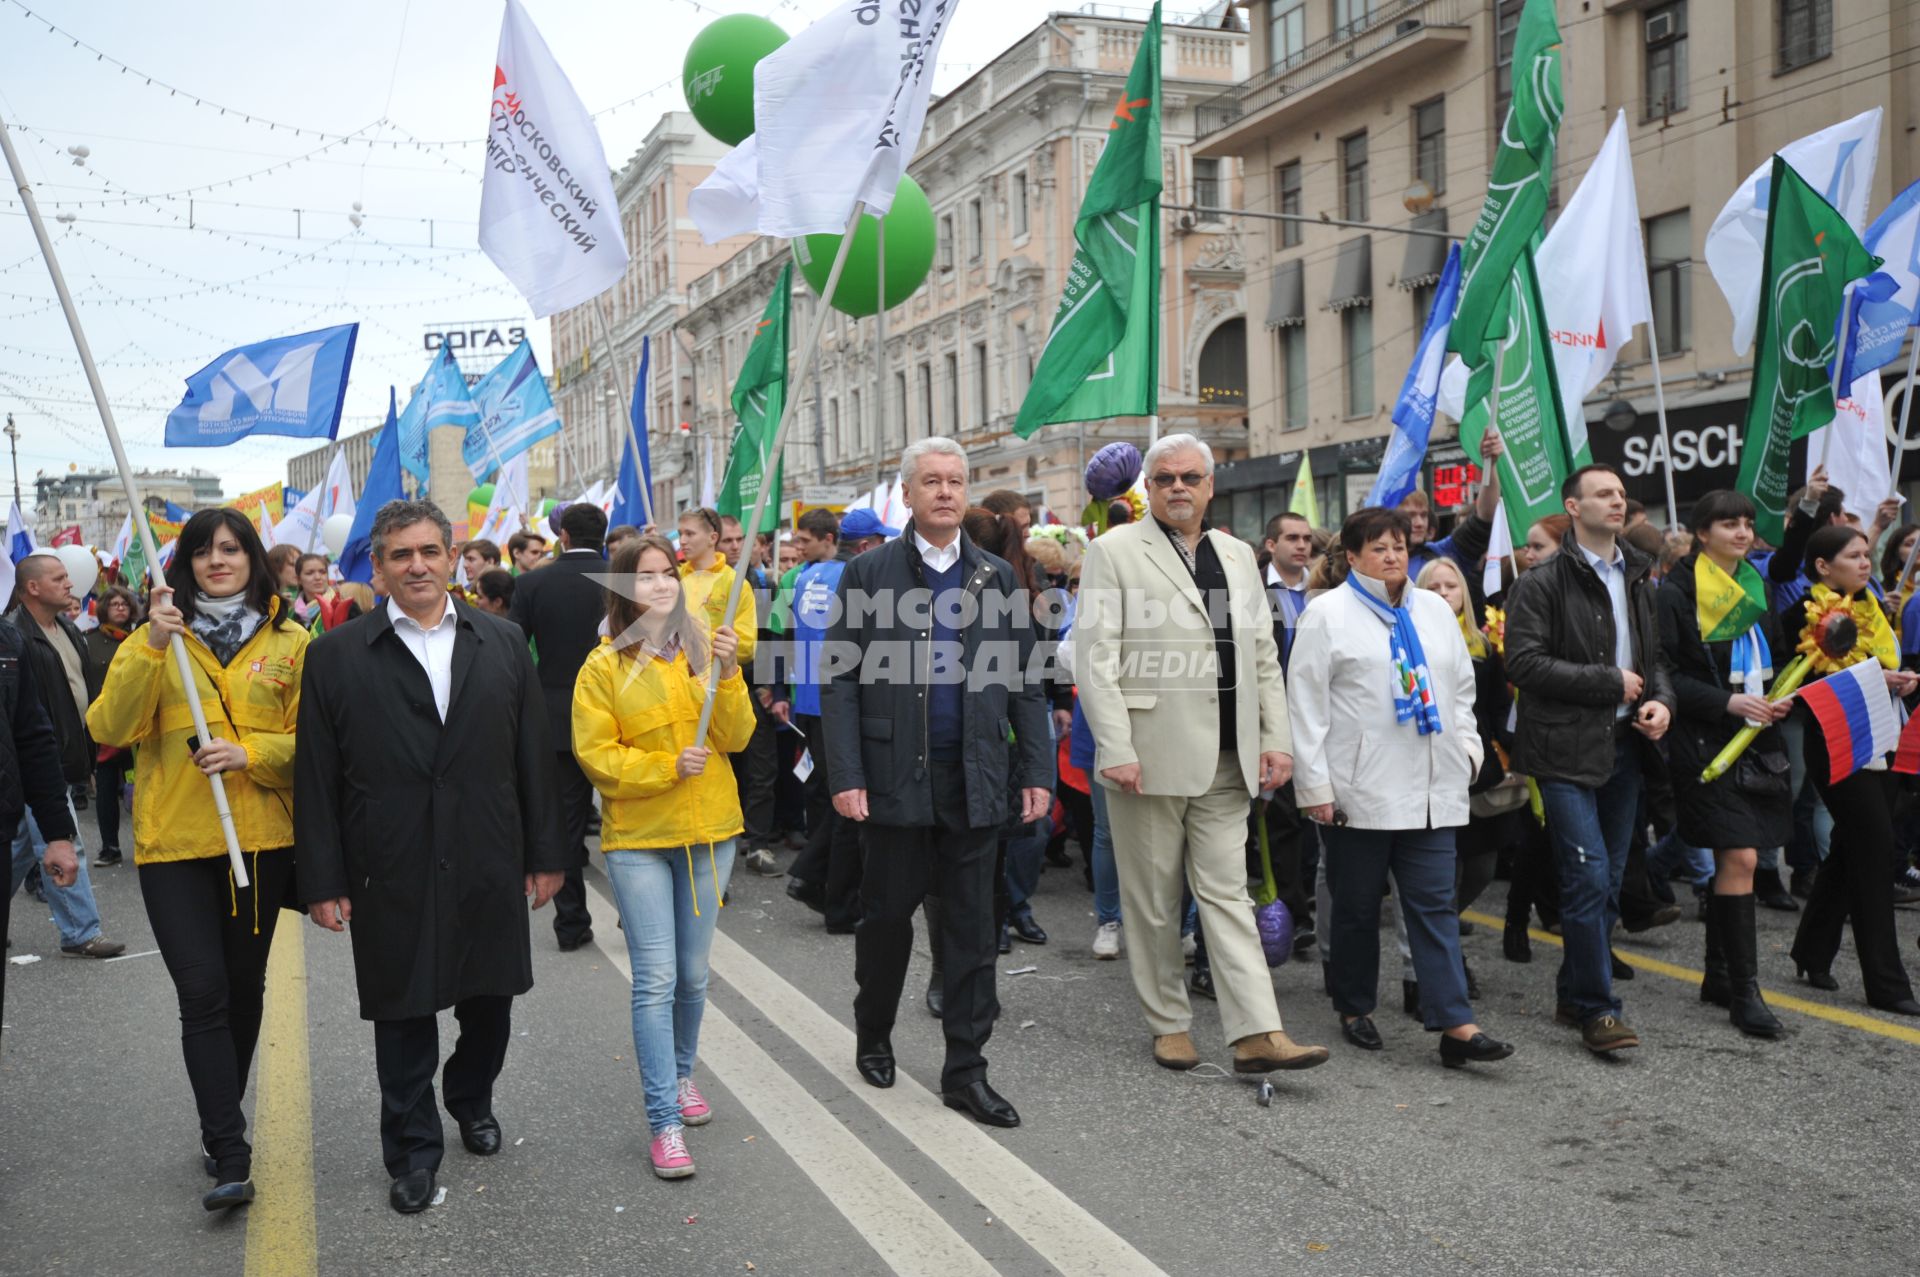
left=581, top=880, right=999, bottom=1276
left=707, top=928, right=1169, bottom=1277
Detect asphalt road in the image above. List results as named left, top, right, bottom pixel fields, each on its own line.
left=4, top=834, right=1919, bottom=1277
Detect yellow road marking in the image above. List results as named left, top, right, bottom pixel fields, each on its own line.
left=1460, top=909, right=1920, bottom=1046
left=245, top=920, right=317, bottom=1277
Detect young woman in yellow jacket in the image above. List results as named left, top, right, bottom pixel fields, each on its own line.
left=86, top=508, right=308, bottom=1212
left=572, top=532, right=755, bottom=1181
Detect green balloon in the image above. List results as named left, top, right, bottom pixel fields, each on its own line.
left=468, top=484, right=495, bottom=509
left=683, top=15, right=787, bottom=146
left=791, top=178, right=936, bottom=319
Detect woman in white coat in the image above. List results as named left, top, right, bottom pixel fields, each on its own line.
left=1288, top=507, right=1514, bottom=1068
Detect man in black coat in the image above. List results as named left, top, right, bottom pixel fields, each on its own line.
left=822, top=437, right=1053, bottom=1129
left=508, top=501, right=610, bottom=950
left=0, top=619, right=81, bottom=1030
left=297, top=500, right=573, bottom=1215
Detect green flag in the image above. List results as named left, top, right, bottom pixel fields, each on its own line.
left=1456, top=252, right=1575, bottom=533
left=717, top=263, right=791, bottom=535
left=1014, top=3, right=1161, bottom=437
left=1288, top=452, right=1320, bottom=528
left=1735, top=157, right=1879, bottom=543
left=121, top=511, right=155, bottom=589
left=1448, top=0, right=1562, bottom=362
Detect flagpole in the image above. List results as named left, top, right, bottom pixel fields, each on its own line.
left=871, top=212, right=888, bottom=492
left=694, top=200, right=869, bottom=751
left=0, top=105, right=251, bottom=889
left=594, top=294, right=655, bottom=527
left=1645, top=328, right=1681, bottom=526
left=1820, top=282, right=1858, bottom=470
left=1886, top=333, right=1920, bottom=502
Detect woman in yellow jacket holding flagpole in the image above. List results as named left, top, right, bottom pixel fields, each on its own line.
left=87, top=507, right=308, bottom=1212
left=573, top=532, right=755, bottom=1181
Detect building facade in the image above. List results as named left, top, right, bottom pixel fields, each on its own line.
left=1193, top=0, right=1920, bottom=531
left=33, top=467, right=223, bottom=547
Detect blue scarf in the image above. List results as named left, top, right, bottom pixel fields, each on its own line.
left=1344, top=574, right=1443, bottom=736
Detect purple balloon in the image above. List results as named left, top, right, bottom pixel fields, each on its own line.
left=1083, top=442, right=1141, bottom=500
left=1254, top=900, right=1293, bottom=968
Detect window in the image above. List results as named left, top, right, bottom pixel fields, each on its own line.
left=973, top=341, right=990, bottom=423
left=1015, top=321, right=1033, bottom=393
left=1413, top=98, right=1446, bottom=196
left=1646, top=209, right=1692, bottom=354
left=1494, top=0, right=1524, bottom=127
left=944, top=351, right=960, bottom=430
left=1779, top=0, right=1831, bottom=71
left=939, top=213, right=955, bottom=271
left=1343, top=306, right=1373, bottom=417
left=1268, top=0, right=1305, bottom=69
left=851, top=388, right=864, bottom=453
left=1644, top=2, right=1688, bottom=118
left=1011, top=171, right=1029, bottom=237
left=1413, top=282, right=1437, bottom=331
left=1275, top=160, right=1302, bottom=249
left=918, top=363, right=933, bottom=437
left=1333, top=0, right=1376, bottom=39
left=968, top=198, right=984, bottom=263
left=893, top=372, right=907, bottom=447
left=1340, top=132, right=1368, bottom=222
left=1193, top=157, right=1222, bottom=213
left=1280, top=327, right=1307, bottom=431
left=828, top=398, right=841, bottom=459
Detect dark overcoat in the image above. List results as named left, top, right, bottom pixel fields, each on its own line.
left=294, top=598, right=574, bottom=1021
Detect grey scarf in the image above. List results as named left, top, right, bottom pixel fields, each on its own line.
left=190, top=590, right=264, bottom=666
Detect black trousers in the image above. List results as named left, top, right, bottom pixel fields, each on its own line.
left=853, top=760, right=998, bottom=1091
left=93, top=754, right=130, bottom=854
left=140, top=850, right=294, bottom=1181
left=551, top=750, right=596, bottom=946
left=1251, top=783, right=1311, bottom=923
left=732, top=697, right=779, bottom=851
left=790, top=714, right=864, bottom=928
left=1794, top=768, right=1914, bottom=1005
left=372, top=995, right=513, bottom=1178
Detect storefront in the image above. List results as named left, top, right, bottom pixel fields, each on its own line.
left=1211, top=432, right=1493, bottom=540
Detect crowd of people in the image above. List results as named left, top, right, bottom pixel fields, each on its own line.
left=6, top=428, right=1919, bottom=1219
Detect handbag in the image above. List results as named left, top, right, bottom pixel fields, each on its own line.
left=1729, top=745, right=1791, bottom=800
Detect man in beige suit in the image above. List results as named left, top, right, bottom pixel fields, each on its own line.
left=1075, top=434, right=1329, bottom=1075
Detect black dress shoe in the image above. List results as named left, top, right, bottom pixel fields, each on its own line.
left=389, top=1168, right=435, bottom=1215
left=941, top=1079, right=1020, bottom=1128
left=202, top=1179, right=255, bottom=1212
left=1622, top=904, right=1683, bottom=932
left=855, top=1034, right=895, bottom=1088
left=557, top=930, right=594, bottom=953
left=457, top=1115, right=502, bottom=1156
left=1610, top=951, right=1635, bottom=981
left=1795, top=963, right=1840, bottom=991
left=1010, top=914, right=1048, bottom=945
left=825, top=921, right=857, bottom=936
left=996, top=925, right=1012, bottom=955
left=1869, top=997, right=1920, bottom=1017
left=925, top=978, right=943, bottom=1019
left=1402, top=979, right=1421, bottom=1018
left=1439, top=1031, right=1515, bottom=1068
left=1341, top=1014, right=1384, bottom=1051
left=786, top=878, right=826, bottom=914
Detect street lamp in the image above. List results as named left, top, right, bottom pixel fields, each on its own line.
left=3, top=413, right=19, bottom=508
left=1603, top=399, right=1639, bottom=433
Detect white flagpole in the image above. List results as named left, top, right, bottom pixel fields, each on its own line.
left=1885, top=333, right=1920, bottom=502
left=871, top=213, right=888, bottom=491
left=1645, top=327, right=1680, bottom=526
left=593, top=295, right=655, bottom=528
left=1821, top=283, right=1858, bottom=470
left=0, top=107, right=250, bottom=888
left=693, top=201, right=868, bottom=750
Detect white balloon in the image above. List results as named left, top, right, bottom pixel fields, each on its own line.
left=54, top=543, right=98, bottom=597
left=321, top=513, right=354, bottom=559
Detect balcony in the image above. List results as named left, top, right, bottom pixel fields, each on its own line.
left=1193, top=0, right=1472, bottom=157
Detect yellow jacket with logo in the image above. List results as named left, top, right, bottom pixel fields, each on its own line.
left=85, top=605, right=308, bottom=865
left=571, top=638, right=755, bottom=852
left=679, top=559, right=758, bottom=664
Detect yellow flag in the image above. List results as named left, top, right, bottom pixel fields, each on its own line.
left=1288, top=453, right=1320, bottom=528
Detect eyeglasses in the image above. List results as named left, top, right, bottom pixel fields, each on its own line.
left=1149, top=471, right=1208, bottom=489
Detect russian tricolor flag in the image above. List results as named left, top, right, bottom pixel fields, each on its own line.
left=1800, top=660, right=1901, bottom=782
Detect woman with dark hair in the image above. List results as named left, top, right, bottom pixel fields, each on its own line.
left=1881, top=522, right=1920, bottom=595
left=291, top=552, right=362, bottom=635
left=85, top=506, right=308, bottom=1209
left=1289, top=507, right=1513, bottom=1066
left=1783, top=522, right=1920, bottom=1014
left=265, top=543, right=301, bottom=607
left=82, top=585, right=140, bottom=866
left=572, top=533, right=752, bottom=1180
left=1655, top=489, right=1791, bottom=1036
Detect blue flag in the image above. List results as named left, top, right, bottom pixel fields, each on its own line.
left=395, top=346, right=481, bottom=484
left=629, top=335, right=653, bottom=509
left=340, top=389, right=404, bottom=586
left=162, top=500, right=190, bottom=522
left=6, top=500, right=34, bottom=563
left=607, top=336, right=653, bottom=528
left=164, top=323, right=358, bottom=446
left=1840, top=177, right=1920, bottom=388
left=463, top=345, right=562, bottom=481
left=1368, top=243, right=1463, bottom=510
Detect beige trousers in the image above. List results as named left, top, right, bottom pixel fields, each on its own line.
left=1105, top=752, right=1284, bottom=1044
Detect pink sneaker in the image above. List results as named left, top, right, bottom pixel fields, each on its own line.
left=677, top=1077, right=712, bottom=1126
left=649, top=1126, right=694, bottom=1179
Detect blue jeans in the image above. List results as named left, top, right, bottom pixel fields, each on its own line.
left=1536, top=738, right=1644, bottom=1021
left=605, top=841, right=736, bottom=1135
left=9, top=800, right=99, bottom=949
left=1647, top=829, right=1713, bottom=888
left=1323, top=825, right=1474, bottom=1028
left=1088, top=783, right=1121, bottom=926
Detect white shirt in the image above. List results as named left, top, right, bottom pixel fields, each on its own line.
left=914, top=529, right=961, bottom=573
left=1577, top=539, right=1635, bottom=719
left=388, top=594, right=457, bottom=722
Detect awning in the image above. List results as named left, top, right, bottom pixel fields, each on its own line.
left=1326, top=236, right=1371, bottom=311
left=1265, top=258, right=1304, bottom=328
left=1397, top=210, right=1449, bottom=289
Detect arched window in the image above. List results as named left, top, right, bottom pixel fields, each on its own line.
left=1197, top=318, right=1247, bottom=407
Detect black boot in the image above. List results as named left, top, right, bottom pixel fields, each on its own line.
left=923, top=896, right=944, bottom=1019
left=1699, top=890, right=1730, bottom=1007
left=1718, top=893, right=1784, bottom=1038
left=1754, top=866, right=1799, bottom=912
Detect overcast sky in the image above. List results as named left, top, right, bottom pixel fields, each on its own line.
left=0, top=0, right=1154, bottom=502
